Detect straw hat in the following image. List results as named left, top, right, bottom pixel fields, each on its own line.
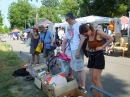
left=38, top=25, right=46, bottom=32
left=33, top=25, right=38, bottom=30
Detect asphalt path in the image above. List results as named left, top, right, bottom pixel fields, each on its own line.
left=6, top=37, right=130, bottom=97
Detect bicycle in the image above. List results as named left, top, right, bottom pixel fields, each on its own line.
left=46, top=45, right=71, bottom=76
left=46, top=46, right=61, bottom=75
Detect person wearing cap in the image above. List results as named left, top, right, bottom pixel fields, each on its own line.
left=38, top=25, right=54, bottom=63
left=29, top=26, right=40, bottom=64
left=61, top=12, right=87, bottom=93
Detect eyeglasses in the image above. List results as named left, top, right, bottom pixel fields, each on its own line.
left=65, top=17, right=70, bottom=21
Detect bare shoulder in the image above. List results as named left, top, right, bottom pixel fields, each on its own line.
left=96, top=30, right=105, bottom=34
left=96, top=30, right=104, bottom=39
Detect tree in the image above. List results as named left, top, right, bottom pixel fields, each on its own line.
left=3, top=25, right=10, bottom=33
left=8, top=0, right=36, bottom=30
left=0, top=10, right=4, bottom=33
left=41, top=0, right=59, bottom=8
left=38, top=6, right=60, bottom=23
left=58, top=0, right=79, bottom=17
left=79, top=0, right=130, bottom=18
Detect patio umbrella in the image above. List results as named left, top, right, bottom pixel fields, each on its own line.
left=12, top=29, right=20, bottom=33
left=120, top=16, right=129, bottom=24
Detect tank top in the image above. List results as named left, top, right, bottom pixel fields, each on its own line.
left=88, top=30, right=104, bottom=50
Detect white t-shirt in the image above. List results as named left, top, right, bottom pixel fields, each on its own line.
left=23, top=32, right=27, bottom=38
left=58, top=30, right=64, bottom=40
left=64, top=22, right=81, bottom=50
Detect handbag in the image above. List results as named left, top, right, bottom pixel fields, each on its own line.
left=82, top=38, right=88, bottom=57
left=36, top=31, right=47, bottom=53
left=26, top=38, right=31, bottom=47
left=35, top=42, right=43, bottom=53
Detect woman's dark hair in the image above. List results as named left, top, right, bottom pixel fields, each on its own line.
left=33, top=28, right=38, bottom=33
left=79, top=23, right=94, bottom=34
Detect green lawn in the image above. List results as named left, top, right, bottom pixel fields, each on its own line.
left=0, top=42, right=47, bottom=97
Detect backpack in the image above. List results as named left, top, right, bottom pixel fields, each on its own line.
left=82, top=38, right=88, bottom=58
left=12, top=68, right=29, bottom=77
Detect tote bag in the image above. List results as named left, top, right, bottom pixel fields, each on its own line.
left=26, top=38, right=31, bottom=47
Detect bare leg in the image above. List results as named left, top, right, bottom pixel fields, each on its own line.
left=31, top=54, right=35, bottom=64
left=36, top=54, right=40, bottom=64
left=78, top=70, right=86, bottom=88
left=90, top=69, right=103, bottom=97
left=69, top=68, right=74, bottom=78
left=89, top=68, right=97, bottom=96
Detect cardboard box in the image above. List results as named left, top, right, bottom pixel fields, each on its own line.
left=59, top=88, right=88, bottom=97
left=42, top=77, right=78, bottom=97
left=32, top=64, right=47, bottom=78
left=46, top=72, right=67, bottom=85
left=33, top=64, right=47, bottom=89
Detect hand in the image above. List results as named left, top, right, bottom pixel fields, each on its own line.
left=50, top=43, right=53, bottom=46
left=62, top=51, right=65, bottom=56
left=75, top=51, right=80, bottom=59
left=96, top=46, right=103, bottom=51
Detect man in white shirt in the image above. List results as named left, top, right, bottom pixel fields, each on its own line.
left=61, top=13, right=87, bottom=93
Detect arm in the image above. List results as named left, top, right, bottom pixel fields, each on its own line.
left=77, top=34, right=86, bottom=52
left=61, top=38, right=68, bottom=54
left=50, top=36, right=54, bottom=46
left=33, top=34, right=39, bottom=39
left=97, top=30, right=114, bottom=49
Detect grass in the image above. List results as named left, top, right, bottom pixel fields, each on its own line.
left=0, top=42, right=48, bottom=97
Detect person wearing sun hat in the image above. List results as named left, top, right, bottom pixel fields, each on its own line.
left=29, top=25, right=40, bottom=64
left=38, top=25, right=54, bottom=63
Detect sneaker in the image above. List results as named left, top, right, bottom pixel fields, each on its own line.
left=80, top=88, right=87, bottom=93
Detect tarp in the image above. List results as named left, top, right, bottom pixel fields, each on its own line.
left=22, top=28, right=33, bottom=33
left=120, top=16, right=129, bottom=24
left=36, top=19, right=53, bottom=27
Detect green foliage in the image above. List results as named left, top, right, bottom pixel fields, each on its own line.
left=39, top=0, right=61, bottom=23
left=8, top=0, right=36, bottom=30
left=41, top=0, right=59, bottom=8
left=38, top=6, right=61, bottom=23
left=0, top=10, right=3, bottom=33
left=79, top=0, right=130, bottom=18
left=3, top=25, right=10, bottom=33
left=58, top=0, right=79, bottom=17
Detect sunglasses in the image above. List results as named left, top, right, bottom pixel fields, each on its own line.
left=65, top=17, right=70, bottom=21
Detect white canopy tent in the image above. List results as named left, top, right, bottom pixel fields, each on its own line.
left=54, top=15, right=121, bottom=33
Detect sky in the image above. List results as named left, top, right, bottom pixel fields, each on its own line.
left=0, top=0, right=42, bottom=27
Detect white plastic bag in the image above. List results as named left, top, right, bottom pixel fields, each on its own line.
left=26, top=38, right=31, bottom=47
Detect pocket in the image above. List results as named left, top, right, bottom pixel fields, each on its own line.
left=75, top=60, right=84, bottom=71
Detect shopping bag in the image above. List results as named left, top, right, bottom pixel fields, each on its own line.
left=26, top=38, right=31, bottom=47
left=35, top=42, right=43, bottom=53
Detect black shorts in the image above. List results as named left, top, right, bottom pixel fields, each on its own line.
left=87, top=51, right=105, bottom=69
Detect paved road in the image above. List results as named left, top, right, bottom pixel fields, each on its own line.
left=6, top=37, right=130, bottom=97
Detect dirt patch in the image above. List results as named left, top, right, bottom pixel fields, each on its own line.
left=9, top=76, right=48, bottom=97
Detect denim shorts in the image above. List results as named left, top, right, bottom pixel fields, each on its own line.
left=71, top=50, right=84, bottom=71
